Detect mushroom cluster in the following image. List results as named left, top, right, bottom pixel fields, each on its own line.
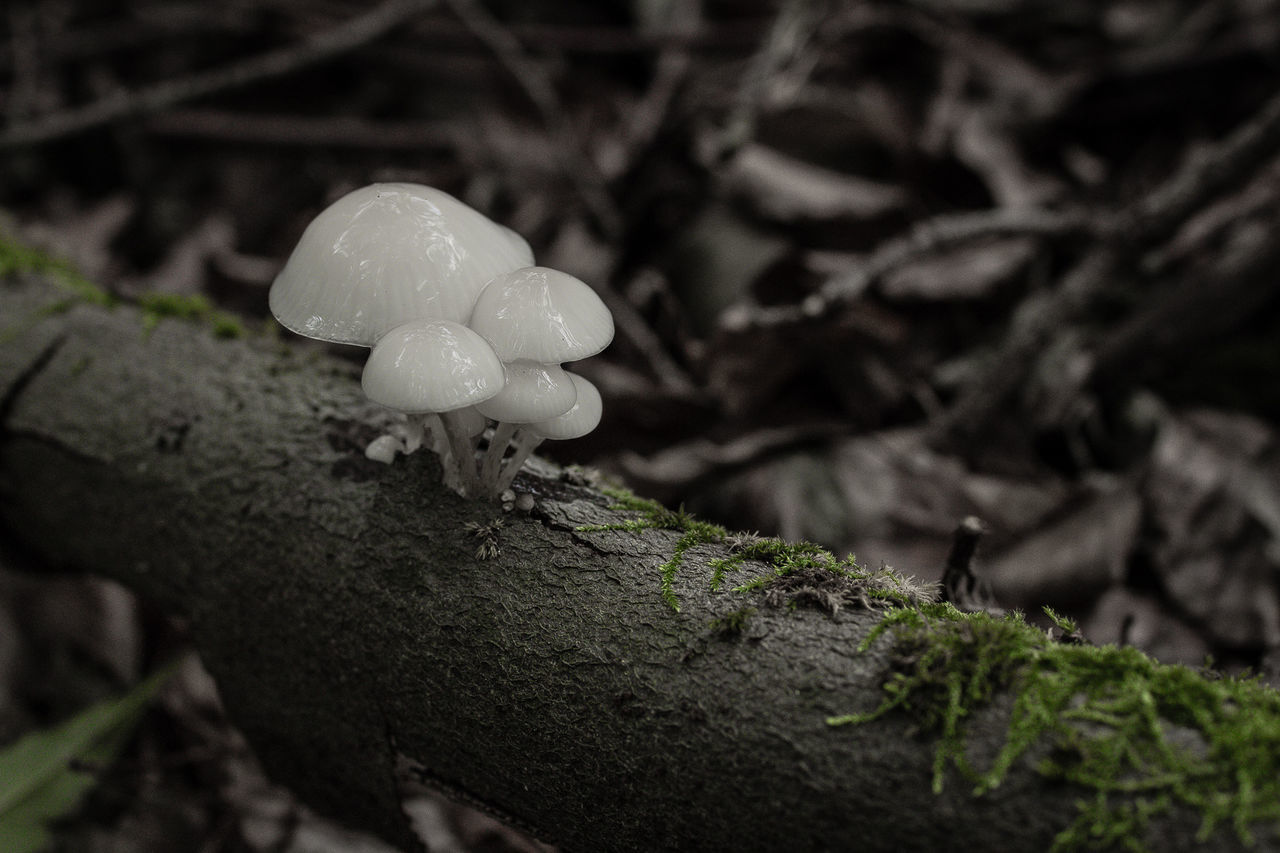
left=269, top=183, right=612, bottom=497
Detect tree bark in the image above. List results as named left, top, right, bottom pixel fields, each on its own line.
left=0, top=275, right=1268, bottom=852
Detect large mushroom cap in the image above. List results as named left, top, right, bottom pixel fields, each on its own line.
left=362, top=319, right=505, bottom=414
left=468, top=267, right=614, bottom=363
left=270, top=183, right=534, bottom=347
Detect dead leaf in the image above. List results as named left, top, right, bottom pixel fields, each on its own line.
left=1143, top=409, right=1280, bottom=648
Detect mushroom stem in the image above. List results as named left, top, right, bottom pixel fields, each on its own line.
left=439, top=410, right=482, bottom=496
left=421, top=414, right=450, bottom=457
left=420, top=414, right=459, bottom=489
left=480, top=421, right=518, bottom=490
left=399, top=415, right=425, bottom=454
left=494, top=428, right=545, bottom=493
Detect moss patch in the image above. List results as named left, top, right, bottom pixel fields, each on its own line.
left=464, top=518, right=504, bottom=561
left=578, top=488, right=934, bottom=613
left=0, top=232, right=114, bottom=322
left=0, top=232, right=244, bottom=339
left=576, top=489, right=1280, bottom=847
left=708, top=606, right=757, bottom=637
left=829, top=602, right=1280, bottom=851
left=138, top=292, right=245, bottom=339
left=577, top=489, right=733, bottom=610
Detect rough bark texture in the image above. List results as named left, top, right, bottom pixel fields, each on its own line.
left=0, top=275, right=1268, bottom=852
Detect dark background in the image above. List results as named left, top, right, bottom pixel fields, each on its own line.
left=3, top=1, right=1280, bottom=849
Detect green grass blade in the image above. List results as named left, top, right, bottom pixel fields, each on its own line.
left=0, top=665, right=176, bottom=853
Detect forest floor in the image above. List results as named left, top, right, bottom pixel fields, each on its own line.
left=2, top=1, right=1280, bottom=849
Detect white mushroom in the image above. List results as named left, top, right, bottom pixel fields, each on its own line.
left=364, top=434, right=404, bottom=465
left=474, top=361, right=578, bottom=423
left=467, top=267, right=614, bottom=363
left=269, top=183, right=533, bottom=347
left=495, top=373, right=603, bottom=492
left=362, top=319, right=505, bottom=495
left=474, top=361, right=578, bottom=486
left=468, top=267, right=613, bottom=491
left=267, top=188, right=615, bottom=500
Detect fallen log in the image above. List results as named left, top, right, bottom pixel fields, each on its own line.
left=0, top=274, right=1275, bottom=852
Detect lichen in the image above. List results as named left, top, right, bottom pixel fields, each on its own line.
left=829, top=602, right=1280, bottom=852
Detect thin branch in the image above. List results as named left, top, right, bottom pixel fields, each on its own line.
left=1115, top=88, right=1280, bottom=247
left=705, top=0, right=828, bottom=163
left=443, top=0, right=622, bottom=239
left=610, top=2, right=700, bottom=180
left=0, top=0, right=438, bottom=150
left=928, top=245, right=1117, bottom=448
left=931, top=89, right=1280, bottom=448
left=720, top=206, right=1092, bottom=332
left=146, top=109, right=463, bottom=150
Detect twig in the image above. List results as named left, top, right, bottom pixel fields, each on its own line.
left=940, top=516, right=1001, bottom=614
left=146, top=109, right=463, bottom=150
left=443, top=0, right=622, bottom=239
left=932, top=89, right=1280, bottom=449
left=0, top=0, right=438, bottom=150
left=600, top=283, right=699, bottom=396
left=707, top=0, right=827, bottom=163
left=721, top=206, right=1091, bottom=332
left=1070, top=214, right=1280, bottom=418
left=611, top=2, right=700, bottom=180
left=1113, top=88, right=1280, bottom=248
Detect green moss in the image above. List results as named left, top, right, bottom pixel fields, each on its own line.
left=578, top=489, right=732, bottom=611
left=579, top=488, right=932, bottom=613
left=580, top=489, right=1280, bottom=846
left=0, top=233, right=114, bottom=307
left=1043, top=606, right=1078, bottom=635
left=710, top=537, right=835, bottom=590
left=829, top=602, right=1280, bottom=851
left=709, top=606, right=756, bottom=637
left=0, top=232, right=245, bottom=339
left=138, top=292, right=245, bottom=339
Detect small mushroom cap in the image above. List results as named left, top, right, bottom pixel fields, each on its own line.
left=362, top=319, right=504, bottom=413
left=270, top=183, right=534, bottom=346
left=528, top=374, right=602, bottom=440
left=474, top=360, right=578, bottom=423
left=468, top=267, right=614, bottom=363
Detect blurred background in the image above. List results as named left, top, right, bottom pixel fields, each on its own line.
left=3, top=0, right=1280, bottom=849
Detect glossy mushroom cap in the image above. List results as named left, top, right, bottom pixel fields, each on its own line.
left=474, top=360, right=578, bottom=423
left=528, top=374, right=602, bottom=440
left=468, top=267, right=614, bottom=363
left=270, top=183, right=534, bottom=347
left=361, top=319, right=505, bottom=413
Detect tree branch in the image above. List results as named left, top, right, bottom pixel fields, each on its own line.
left=0, top=276, right=1272, bottom=852
left=0, top=0, right=437, bottom=150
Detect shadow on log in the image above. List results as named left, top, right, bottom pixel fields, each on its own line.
left=0, top=274, right=1272, bottom=852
